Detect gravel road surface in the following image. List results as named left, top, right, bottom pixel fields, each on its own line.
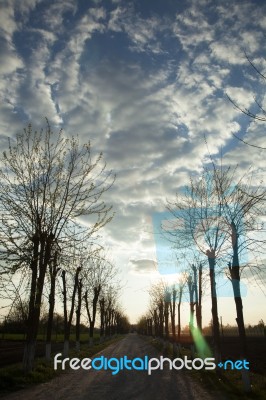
left=2, top=334, right=225, bottom=400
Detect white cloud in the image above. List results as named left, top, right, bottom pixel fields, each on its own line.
left=41, top=0, right=77, bottom=32
left=0, top=40, right=23, bottom=75
left=0, top=1, right=17, bottom=41
left=0, top=1, right=266, bottom=324
left=108, top=6, right=168, bottom=54
left=226, top=86, right=255, bottom=110
left=210, top=41, right=246, bottom=66
left=68, top=7, right=106, bottom=53
left=129, top=259, right=156, bottom=275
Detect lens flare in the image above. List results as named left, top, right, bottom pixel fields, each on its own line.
left=190, top=314, right=212, bottom=358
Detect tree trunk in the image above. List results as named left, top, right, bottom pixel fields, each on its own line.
left=164, top=307, right=169, bottom=339
left=196, top=263, right=202, bottom=330
left=187, top=274, right=195, bottom=336
left=177, top=289, right=182, bottom=343
left=23, top=233, right=52, bottom=373
left=23, top=341, right=36, bottom=373
left=75, top=279, right=82, bottom=352
left=164, top=296, right=170, bottom=340
left=45, top=342, right=52, bottom=361
left=159, top=302, right=164, bottom=338
left=170, top=288, right=176, bottom=340
left=229, top=268, right=247, bottom=357
left=23, top=234, right=39, bottom=372
left=229, top=222, right=250, bottom=391
left=62, top=267, right=81, bottom=357
left=229, top=221, right=247, bottom=358
left=193, top=263, right=202, bottom=331
left=99, top=298, right=105, bottom=341
left=46, top=257, right=59, bottom=361
left=207, top=251, right=221, bottom=362
left=85, top=285, right=101, bottom=347
left=153, top=309, right=159, bottom=337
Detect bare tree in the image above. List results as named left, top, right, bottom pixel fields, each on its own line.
left=84, top=252, right=116, bottom=346
left=167, top=172, right=232, bottom=361
left=194, top=263, right=203, bottom=331
left=136, top=314, right=150, bottom=335
left=176, top=280, right=184, bottom=343
left=114, top=309, right=130, bottom=334
left=148, top=284, right=160, bottom=338
left=61, top=265, right=82, bottom=357
left=148, top=281, right=167, bottom=339
left=75, top=272, right=83, bottom=352
left=168, top=285, right=177, bottom=340
left=187, top=262, right=203, bottom=333
left=168, top=165, right=265, bottom=362
left=99, top=296, right=106, bottom=341
left=45, top=239, right=61, bottom=360
left=227, top=51, right=266, bottom=149
left=100, top=284, right=121, bottom=340
left=0, top=120, right=114, bottom=372
left=213, top=165, right=265, bottom=357
left=166, top=273, right=186, bottom=342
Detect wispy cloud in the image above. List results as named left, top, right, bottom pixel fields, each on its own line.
left=0, top=0, right=265, bottom=313
left=129, top=259, right=156, bottom=274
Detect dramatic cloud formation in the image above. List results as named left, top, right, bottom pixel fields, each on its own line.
left=0, top=0, right=265, bottom=323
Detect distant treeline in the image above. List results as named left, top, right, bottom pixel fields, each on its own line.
left=0, top=313, right=92, bottom=336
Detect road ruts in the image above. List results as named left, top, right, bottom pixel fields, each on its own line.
left=1, top=334, right=226, bottom=400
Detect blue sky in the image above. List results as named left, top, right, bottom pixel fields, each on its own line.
left=0, top=0, right=266, bottom=325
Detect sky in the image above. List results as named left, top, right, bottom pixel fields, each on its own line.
left=0, top=0, right=266, bottom=327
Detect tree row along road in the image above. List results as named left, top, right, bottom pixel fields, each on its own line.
left=2, top=334, right=225, bottom=400
left=0, top=341, right=65, bottom=367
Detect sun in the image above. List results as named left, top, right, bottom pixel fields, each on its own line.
left=161, top=272, right=181, bottom=287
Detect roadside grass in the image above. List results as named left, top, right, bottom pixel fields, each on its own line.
left=0, top=335, right=124, bottom=396
left=147, top=336, right=266, bottom=400
left=1, top=332, right=100, bottom=342
left=196, top=368, right=266, bottom=400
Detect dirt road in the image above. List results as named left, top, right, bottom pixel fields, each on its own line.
left=2, top=334, right=225, bottom=400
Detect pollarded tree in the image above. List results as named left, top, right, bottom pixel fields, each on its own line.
left=136, top=315, right=149, bottom=335
left=61, top=265, right=82, bottom=357
left=0, top=120, right=114, bottom=372
left=102, top=285, right=121, bottom=338
left=115, top=309, right=130, bottom=334
left=45, top=237, right=61, bottom=361
left=84, top=251, right=116, bottom=347
left=186, top=262, right=203, bottom=333
left=167, top=172, right=228, bottom=361
left=175, top=278, right=185, bottom=343
left=212, top=165, right=265, bottom=357
left=148, top=280, right=167, bottom=339
left=168, top=165, right=265, bottom=361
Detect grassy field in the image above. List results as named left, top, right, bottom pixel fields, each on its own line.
left=0, top=335, right=124, bottom=395
left=148, top=337, right=266, bottom=400
left=1, top=332, right=100, bottom=342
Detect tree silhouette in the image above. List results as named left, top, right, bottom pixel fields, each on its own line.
left=227, top=51, right=266, bottom=149
left=0, top=120, right=114, bottom=372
